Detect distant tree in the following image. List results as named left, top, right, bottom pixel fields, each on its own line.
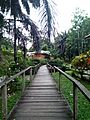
left=54, top=31, right=67, bottom=59
left=66, top=8, right=90, bottom=61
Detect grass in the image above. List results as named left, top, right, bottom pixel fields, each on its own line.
left=66, top=70, right=90, bottom=91
left=52, top=72, right=90, bottom=120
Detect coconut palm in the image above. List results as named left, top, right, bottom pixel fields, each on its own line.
left=0, top=0, right=56, bottom=61
left=0, top=0, right=30, bottom=62
left=21, top=14, right=41, bottom=52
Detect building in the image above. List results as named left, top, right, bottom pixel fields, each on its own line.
left=27, top=50, right=50, bottom=59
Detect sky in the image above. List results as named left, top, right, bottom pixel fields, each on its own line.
left=30, top=0, right=90, bottom=33
left=4, top=0, right=90, bottom=48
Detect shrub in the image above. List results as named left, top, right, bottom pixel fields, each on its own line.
left=48, top=58, right=64, bottom=68
left=71, top=51, right=90, bottom=70
left=40, top=59, right=48, bottom=65
left=0, top=59, right=9, bottom=76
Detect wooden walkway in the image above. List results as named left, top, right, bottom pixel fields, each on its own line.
left=9, top=65, right=73, bottom=120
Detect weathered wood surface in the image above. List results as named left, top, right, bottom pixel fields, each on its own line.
left=9, top=65, right=72, bottom=120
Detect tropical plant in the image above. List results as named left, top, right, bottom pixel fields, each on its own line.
left=0, top=0, right=56, bottom=62
left=54, top=31, right=67, bottom=59
left=66, top=8, right=90, bottom=61
left=39, top=0, right=56, bottom=44
left=0, top=0, right=31, bottom=63
left=71, top=51, right=90, bottom=70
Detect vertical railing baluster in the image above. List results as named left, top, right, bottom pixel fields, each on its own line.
left=34, top=67, right=36, bottom=77
left=73, top=83, right=78, bottom=120
left=22, top=72, right=25, bottom=93
left=1, top=83, right=7, bottom=120
left=59, top=72, right=60, bottom=91
left=30, top=68, right=32, bottom=81
left=51, top=66, right=52, bottom=75
left=54, top=67, right=55, bottom=73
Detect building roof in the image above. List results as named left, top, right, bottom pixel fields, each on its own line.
left=27, top=50, right=50, bottom=56
left=40, top=50, right=50, bottom=55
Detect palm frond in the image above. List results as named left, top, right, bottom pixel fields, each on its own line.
left=29, top=0, right=40, bottom=8
left=21, top=0, right=30, bottom=14
left=39, top=0, right=55, bottom=42
left=5, top=0, right=11, bottom=13
left=0, top=0, right=7, bottom=13
left=0, top=13, right=4, bottom=28
left=21, top=14, right=41, bottom=52
left=11, top=0, right=22, bottom=18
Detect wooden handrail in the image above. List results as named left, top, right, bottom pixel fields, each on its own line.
left=47, top=64, right=90, bottom=120
left=0, top=64, right=40, bottom=120
left=54, top=66, right=90, bottom=101
left=0, top=66, right=32, bottom=88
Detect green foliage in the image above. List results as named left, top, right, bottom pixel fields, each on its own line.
left=0, top=75, right=30, bottom=119
left=49, top=58, right=64, bottom=68
left=52, top=72, right=90, bottom=120
left=7, top=92, right=21, bottom=113
left=65, top=8, right=90, bottom=61
left=0, top=59, right=9, bottom=76
left=0, top=48, right=41, bottom=77
left=40, top=59, right=48, bottom=65
left=71, top=51, right=90, bottom=69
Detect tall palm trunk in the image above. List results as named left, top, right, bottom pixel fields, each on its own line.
left=0, top=34, right=2, bottom=60
left=14, top=14, right=17, bottom=63
left=23, top=42, right=26, bottom=59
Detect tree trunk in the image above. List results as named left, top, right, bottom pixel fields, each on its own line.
left=0, top=45, right=2, bottom=60
left=14, top=14, right=17, bottom=63
left=23, top=42, right=26, bottom=60
left=0, top=33, right=2, bottom=60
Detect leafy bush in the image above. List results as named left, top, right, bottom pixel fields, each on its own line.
left=71, top=51, right=90, bottom=70
left=31, top=58, right=40, bottom=65
left=0, top=59, right=9, bottom=76
left=0, top=49, right=42, bottom=77
left=40, top=59, right=48, bottom=65
left=48, top=58, right=64, bottom=68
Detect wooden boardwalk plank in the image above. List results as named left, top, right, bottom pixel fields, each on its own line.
left=9, top=65, right=73, bottom=120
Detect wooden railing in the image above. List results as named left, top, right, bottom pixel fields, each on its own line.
left=0, top=64, right=40, bottom=120
left=47, top=64, right=90, bottom=120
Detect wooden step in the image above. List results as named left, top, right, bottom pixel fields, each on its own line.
left=9, top=65, right=72, bottom=120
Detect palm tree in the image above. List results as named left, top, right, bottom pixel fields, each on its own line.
left=0, top=0, right=56, bottom=61
left=40, top=0, right=53, bottom=43
left=55, top=31, right=67, bottom=59
left=20, top=14, right=41, bottom=53
left=0, top=0, right=30, bottom=63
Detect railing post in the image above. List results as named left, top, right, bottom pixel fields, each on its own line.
left=30, top=68, right=32, bottom=81
left=58, top=72, right=60, bottom=91
left=22, top=72, right=25, bottom=93
left=51, top=66, right=53, bottom=75
left=1, top=84, right=7, bottom=120
left=34, top=67, right=36, bottom=77
left=73, top=83, right=78, bottom=120
left=54, top=67, right=55, bottom=73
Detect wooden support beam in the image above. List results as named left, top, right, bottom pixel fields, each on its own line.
left=22, top=72, right=25, bottom=93
left=1, top=84, right=7, bottom=120
left=73, top=83, right=78, bottom=120
left=30, top=68, right=32, bottom=81
left=59, top=72, right=61, bottom=91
